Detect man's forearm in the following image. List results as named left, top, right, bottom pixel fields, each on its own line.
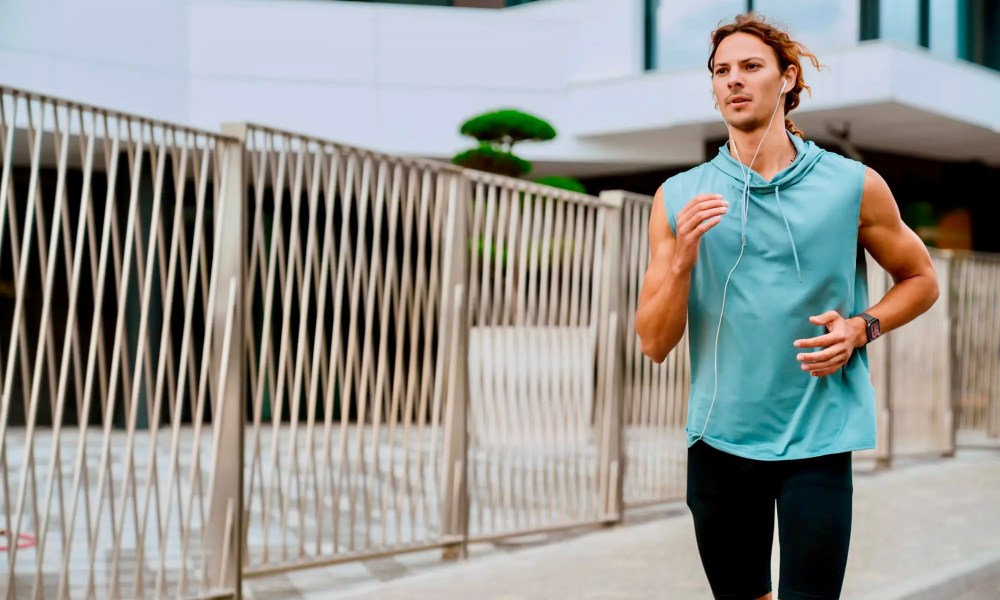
left=849, top=272, right=940, bottom=347
left=636, top=263, right=692, bottom=362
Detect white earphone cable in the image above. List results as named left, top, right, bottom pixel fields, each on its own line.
left=694, top=79, right=787, bottom=444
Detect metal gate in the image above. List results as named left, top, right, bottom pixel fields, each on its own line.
left=0, top=87, right=243, bottom=599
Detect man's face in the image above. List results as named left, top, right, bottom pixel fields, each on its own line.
left=711, top=32, right=787, bottom=133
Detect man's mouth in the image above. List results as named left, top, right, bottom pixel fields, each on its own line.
left=728, top=95, right=751, bottom=106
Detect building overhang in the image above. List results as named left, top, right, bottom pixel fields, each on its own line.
left=567, top=41, right=1000, bottom=169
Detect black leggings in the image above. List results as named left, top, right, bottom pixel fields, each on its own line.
left=686, top=441, right=853, bottom=600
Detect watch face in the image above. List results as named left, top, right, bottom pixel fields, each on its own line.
left=869, top=320, right=881, bottom=340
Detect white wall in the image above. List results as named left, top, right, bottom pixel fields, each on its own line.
left=0, top=0, right=190, bottom=123
left=188, top=0, right=645, bottom=162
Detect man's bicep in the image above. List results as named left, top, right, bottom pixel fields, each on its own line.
left=858, top=167, right=933, bottom=281
left=648, top=186, right=675, bottom=254
left=639, top=188, right=675, bottom=305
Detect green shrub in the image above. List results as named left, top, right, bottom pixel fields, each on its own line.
left=452, top=142, right=532, bottom=177
left=459, top=109, right=557, bottom=149
left=533, top=175, right=587, bottom=194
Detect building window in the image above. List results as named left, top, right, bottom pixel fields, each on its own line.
left=644, top=0, right=658, bottom=71
left=960, top=0, right=1000, bottom=71
left=860, top=0, right=880, bottom=41
left=918, top=0, right=930, bottom=48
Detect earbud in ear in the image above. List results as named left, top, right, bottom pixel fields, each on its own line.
left=780, top=80, right=787, bottom=93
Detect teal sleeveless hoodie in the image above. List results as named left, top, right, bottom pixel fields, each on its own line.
left=663, top=131, right=876, bottom=460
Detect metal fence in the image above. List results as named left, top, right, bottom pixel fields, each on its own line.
left=0, top=87, right=242, bottom=599
left=235, top=126, right=626, bottom=572
left=952, top=251, right=1000, bottom=441
left=238, top=124, right=464, bottom=575
left=462, top=172, right=620, bottom=541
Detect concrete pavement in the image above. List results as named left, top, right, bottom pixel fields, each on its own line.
left=245, top=446, right=1000, bottom=600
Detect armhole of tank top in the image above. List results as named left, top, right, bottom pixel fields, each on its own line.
left=853, top=160, right=869, bottom=315
left=663, top=181, right=678, bottom=237
left=854, top=161, right=867, bottom=231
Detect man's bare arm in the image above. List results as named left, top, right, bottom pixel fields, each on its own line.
left=852, top=166, right=940, bottom=342
left=635, top=188, right=727, bottom=363
left=794, top=167, right=939, bottom=376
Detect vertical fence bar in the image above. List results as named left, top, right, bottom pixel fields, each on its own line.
left=936, top=251, right=955, bottom=457
left=597, top=191, right=625, bottom=523
left=439, top=173, right=469, bottom=560
left=209, top=124, right=246, bottom=596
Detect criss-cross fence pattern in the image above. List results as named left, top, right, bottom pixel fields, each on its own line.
left=239, top=125, right=466, bottom=575
left=612, top=191, right=689, bottom=507
left=0, top=87, right=242, bottom=599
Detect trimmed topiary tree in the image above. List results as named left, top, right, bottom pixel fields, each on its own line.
left=453, top=109, right=586, bottom=274
left=453, top=142, right=533, bottom=177
left=452, top=109, right=556, bottom=177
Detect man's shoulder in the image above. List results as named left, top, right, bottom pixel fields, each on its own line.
left=809, top=142, right=867, bottom=175
left=661, top=162, right=715, bottom=202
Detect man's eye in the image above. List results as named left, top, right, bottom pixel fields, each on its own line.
left=715, top=68, right=727, bottom=75
left=746, top=63, right=760, bottom=70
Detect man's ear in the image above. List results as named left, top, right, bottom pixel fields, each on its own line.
left=783, top=65, right=799, bottom=91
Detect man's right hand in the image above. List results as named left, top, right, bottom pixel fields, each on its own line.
left=671, top=194, right=728, bottom=274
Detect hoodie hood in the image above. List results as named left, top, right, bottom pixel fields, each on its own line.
left=708, top=130, right=826, bottom=283
left=709, top=130, right=826, bottom=192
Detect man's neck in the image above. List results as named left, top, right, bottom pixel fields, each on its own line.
left=728, top=126, right=796, bottom=181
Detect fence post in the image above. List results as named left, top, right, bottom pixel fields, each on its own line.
left=865, top=252, right=894, bottom=469
left=440, top=170, right=470, bottom=560
left=597, top=191, right=625, bottom=524
left=206, top=123, right=246, bottom=596
left=939, top=251, right=957, bottom=457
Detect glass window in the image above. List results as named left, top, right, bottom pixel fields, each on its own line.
left=879, top=0, right=920, bottom=46
left=860, top=0, right=880, bottom=41
left=648, top=0, right=861, bottom=71
left=653, top=0, right=746, bottom=71
left=645, top=0, right=655, bottom=70
left=753, top=0, right=860, bottom=50
left=929, top=0, right=959, bottom=59
left=961, top=0, right=1000, bottom=71
left=919, top=0, right=930, bottom=47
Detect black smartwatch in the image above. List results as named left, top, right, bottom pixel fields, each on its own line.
left=855, top=312, right=881, bottom=344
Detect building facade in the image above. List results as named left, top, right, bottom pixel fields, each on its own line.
left=1, top=0, right=998, bottom=248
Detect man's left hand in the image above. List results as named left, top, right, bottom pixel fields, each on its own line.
left=793, top=311, right=866, bottom=377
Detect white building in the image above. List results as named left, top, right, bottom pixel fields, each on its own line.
left=2, top=0, right=999, bottom=248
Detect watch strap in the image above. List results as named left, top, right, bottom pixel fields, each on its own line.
left=856, top=312, right=880, bottom=343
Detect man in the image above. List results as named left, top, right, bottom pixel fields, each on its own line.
left=634, top=13, right=939, bottom=600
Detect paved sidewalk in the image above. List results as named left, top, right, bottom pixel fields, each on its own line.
left=246, top=447, right=1000, bottom=600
